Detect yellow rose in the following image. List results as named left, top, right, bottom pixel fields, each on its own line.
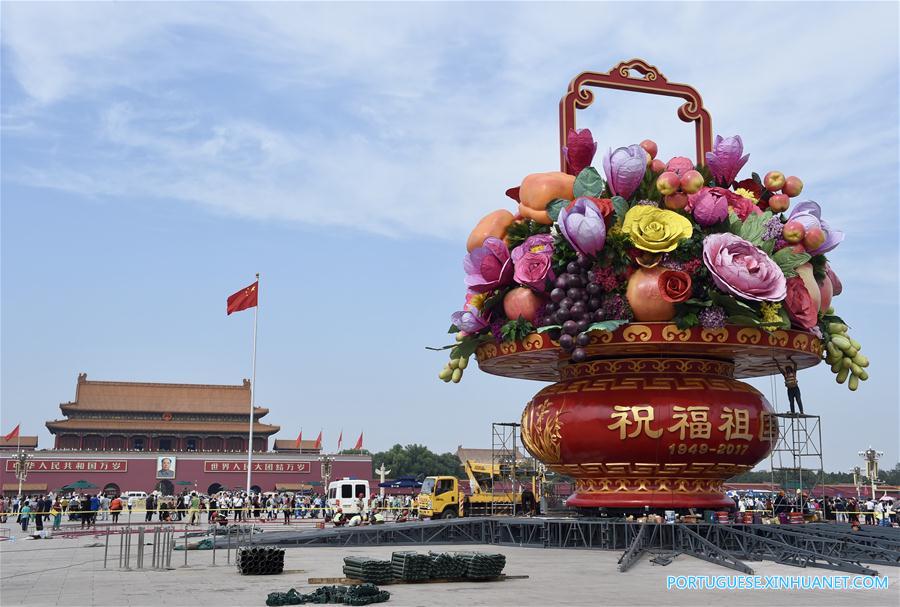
left=622, top=206, right=693, bottom=253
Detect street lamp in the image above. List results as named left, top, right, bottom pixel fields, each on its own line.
left=852, top=466, right=862, bottom=499
left=858, top=447, right=884, bottom=500
left=14, top=450, right=32, bottom=499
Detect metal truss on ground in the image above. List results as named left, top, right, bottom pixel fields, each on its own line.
left=770, top=413, right=824, bottom=505
left=258, top=517, right=900, bottom=576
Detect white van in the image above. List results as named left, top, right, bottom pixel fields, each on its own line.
left=327, top=479, right=370, bottom=514
left=121, top=491, right=148, bottom=500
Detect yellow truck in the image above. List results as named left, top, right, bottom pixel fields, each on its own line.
left=418, top=460, right=521, bottom=519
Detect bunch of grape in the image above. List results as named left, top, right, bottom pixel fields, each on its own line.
left=541, top=256, right=604, bottom=363
left=824, top=321, right=868, bottom=391
left=439, top=354, right=469, bottom=383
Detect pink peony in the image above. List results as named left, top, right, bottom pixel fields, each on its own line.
left=514, top=252, right=554, bottom=292
left=464, top=237, right=513, bottom=293
left=703, top=233, right=787, bottom=301
left=727, top=190, right=763, bottom=220
left=686, top=187, right=729, bottom=227
left=784, top=277, right=818, bottom=329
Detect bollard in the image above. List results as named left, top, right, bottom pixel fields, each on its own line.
left=211, top=526, right=217, bottom=566
left=151, top=527, right=158, bottom=569
left=124, top=526, right=131, bottom=570
left=227, top=525, right=232, bottom=564
left=104, top=526, right=110, bottom=569
left=167, top=526, right=174, bottom=568
left=182, top=524, right=189, bottom=568
left=137, top=527, right=144, bottom=569
left=118, top=528, right=124, bottom=568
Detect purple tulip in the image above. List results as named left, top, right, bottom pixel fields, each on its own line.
left=463, top=236, right=513, bottom=293
left=786, top=201, right=844, bottom=255
left=602, top=144, right=646, bottom=200
left=511, top=234, right=554, bottom=263
left=451, top=303, right=489, bottom=334
left=558, top=197, right=606, bottom=257
left=563, top=128, right=597, bottom=176
left=686, top=187, right=729, bottom=227
left=705, top=135, right=749, bottom=186
left=703, top=233, right=787, bottom=302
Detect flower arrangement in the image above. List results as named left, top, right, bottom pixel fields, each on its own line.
left=437, top=131, right=869, bottom=390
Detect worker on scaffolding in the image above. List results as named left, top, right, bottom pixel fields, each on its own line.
left=775, top=356, right=804, bottom=415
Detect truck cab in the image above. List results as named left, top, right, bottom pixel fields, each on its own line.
left=418, top=476, right=462, bottom=519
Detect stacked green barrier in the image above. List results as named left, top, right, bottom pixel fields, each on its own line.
left=427, top=552, right=468, bottom=579
left=265, top=584, right=390, bottom=606
left=237, top=546, right=285, bottom=575
left=342, top=557, right=393, bottom=584
left=455, top=552, right=506, bottom=579
left=390, top=551, right=432, bottom=581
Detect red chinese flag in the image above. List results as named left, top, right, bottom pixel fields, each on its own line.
left=353, top=432, right=363, bottom=451
left=4, top=424, right=20, bottom=441
left=227, top=281, right=259, bottom=315
left=294, top=429, right=303, bottom=449
left=337, top=430, right=343, bottom=451
left=314, top=431, right=322, bottom=450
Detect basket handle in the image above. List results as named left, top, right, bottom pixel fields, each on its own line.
left=559, top=59, right=713, bottom=173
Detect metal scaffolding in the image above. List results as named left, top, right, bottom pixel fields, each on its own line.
left=770, top=413, right=824, bottom=510
left=491, top=422, right=520, bottom=517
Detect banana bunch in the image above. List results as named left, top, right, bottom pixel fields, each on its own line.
left=438, top=354, right=469, bottom=383
left=439, top=333, right=469, bottom=383
left=824, top=320, right=869, bottom=391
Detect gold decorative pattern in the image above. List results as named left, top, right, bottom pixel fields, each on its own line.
left=701, top=328, right=728, bottom=343
left=548, top=462, right=754, bottom=478
left=575, top=477, right=725, bottom=495
left=736, top=328, right=762, bottom=345
left=560, top=357, right=734, bottom=380
left=662, top=325, right=692, bottom=342
left=521, top=398, right=563, bottom=464
left=623, top=324, right=652, bottom=342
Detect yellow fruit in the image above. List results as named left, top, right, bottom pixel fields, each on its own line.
left=849, top=375, right=859, bottom=391
left=849, top=338, right=861, bottom=350
left=845, top=347, right=858, bottom=358
left=449, top=358, right=460, bottom=369
left=853, top=354, right=869, bottom=367
left=831, top=335, right=851, bottom=351
left=858, top=369, right=869, bottom=381
left=451, top=368, right=463, bottom=383
left=826, top=342, right=841, bottom=358
left=836, top=368, right=849, bottom=384
left=841, top=357, right=853, bottom=370
left=828, top=323, right=848, bottom=334
left=439, top=368, right=452, bottom=381
left=830, top=360, right=843, bottom=374
left=850, top=363, right=863, bottom=376
left=458, top=357, right=469, bottom=370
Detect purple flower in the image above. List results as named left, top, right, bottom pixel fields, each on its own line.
left=601, top=293, right=631, bottom=321
left=463, top=237, right=513, bottom=293
left=703, top=233, right=787, bottom=301
left=786, top=201, right=844, bottom=255
left=511, top=234, right=554, bottom=263
left=635, top=199, right=659, bottom=207
left=513, top=252, right=554, bottom=292
left=686, top=187, right=729, bottom=227
left=563, top=128, right=597, bottom=176
left=602, top=144, right=647, bottom=199
left=705, top=135, right=749, bottom=186
left=762, top=216, right=783, bottom=241
left=451, top=303, right=489, bottom=334
left=699, top=306, right=727, bottom=329
left=558, top=197, right=606, bottom=257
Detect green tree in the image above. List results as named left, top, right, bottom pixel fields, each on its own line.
left=371, top=444, right=462, bottom=479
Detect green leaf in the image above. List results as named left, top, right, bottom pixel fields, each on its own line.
left=675, top=312, right=699, bottom=330
left=500, top=318, right=536, bottom=343
left=684, top=298, right=713, bottom=307
left=759, top=238, right=775, bottom=255
left=573, top=167, right=605, bottom=198
left=739, top=211, right=769, bottom=246
left=727, top=210, right=743, bottom=235
left=709, top=290, right=758, bottom=317
left=751, top=172, right=763, bottom=186
left=612, top=196, right=629, bottom=225
left=546, top=198, right=569, bottom=223
left=536, top=324, right=561, bottom=333
left=481, top=289, right=506, bottom=313
left=448, top=324, right=460, bottom=334
left=727, top=314, right=761, bottom=327
left=450, top=334, right=492, bottom=359
left=772, top=247, right=811, bottom=278
left=587, top=319, right=629, bottom=333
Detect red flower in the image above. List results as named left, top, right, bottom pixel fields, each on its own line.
left=735, top=178, right=763, bottom=200
left=658, top=269, right=693, bottom=303
left=784, top=277, right=818, bottom=329
left=726, top=190, right=763, bottom=220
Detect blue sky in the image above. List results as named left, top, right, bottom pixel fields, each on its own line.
left=1, top=2, right=897, bottom=472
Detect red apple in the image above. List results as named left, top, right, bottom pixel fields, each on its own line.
left=664, top=192, right=688, bottom=210
left=790, top=244, right=807, bottom=254
left=680, top=170, right=704, bottom=194
left=763, top=170, right=786, bottom=191
left=656, top=171, right=681, bottom=196
left=503, top=287, right=544, bottom=323
left=768, top=193, right=791, bottom=213
left=650, top=158, right=666, bottom=174
left=818, top=275, right=833, bottom=313
left=782, top=219, right=806, bottom=243
left=640, top=139, right=658, bottom=160
left=796, top=263, right=821, bottom=311
left=782, top=176, right=804, bottom=197
left=803, top=226, right=826, bottom=251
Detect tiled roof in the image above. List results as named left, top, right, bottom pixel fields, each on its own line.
left=273, top=439, right=322, bottom=451
left=63, top=374, right=269, bottom=416
left=46, top=419, right=280, bottom=435
left=0, top=435, right=38, bottom=448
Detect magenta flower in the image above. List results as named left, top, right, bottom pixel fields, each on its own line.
left=514, top=252, right=554, bottom=292
left=602, top=144, right=646, bottom=199
left=511, top=234, right=554, bottom=263
left=666, top=156, right=694, bottom=177
left=563, top=128, right=597, bottom=176
left=686, top=187, right=729, bottom=226
left=786, top=201, right=844, bottom=255
left=703, top=232, right=787, bottom=302
left=463, top=237, right=513, bottom=293
left=826, top=264, right=842, bottom=296
left=705, top=135, right=749, bottom=186
left=451, top=303, right=489, bottom=334
left=558, top=197, right=607, bottom=257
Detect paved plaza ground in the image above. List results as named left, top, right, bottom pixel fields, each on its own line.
left=1, top=523, right=898, bottom=607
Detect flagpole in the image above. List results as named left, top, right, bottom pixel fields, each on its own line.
left=246, top=273, right=260, bottom=496
left=16, top=424, right=23, bottom=499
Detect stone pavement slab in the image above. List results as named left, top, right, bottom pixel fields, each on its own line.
left=1, top=526, right=898, bottom=606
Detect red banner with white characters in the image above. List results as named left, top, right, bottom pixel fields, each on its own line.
left=5, top=459, right=128, bottom=473
left=204, top=461, right=310, bottom=474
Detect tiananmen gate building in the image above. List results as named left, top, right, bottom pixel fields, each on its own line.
left=0, top=374, right=371, bottom=496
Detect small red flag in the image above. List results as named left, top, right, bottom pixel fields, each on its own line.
left=353, top=432, right=363, bottom=451
left=227, top=281, right=259, bottom=315
left=314, top=431, right=322, bottom=450
left=294, top=429, right=303, bottom=449
left=337, top=430, right=343, bottom=451
left=3, top=424, right=20, bottom=441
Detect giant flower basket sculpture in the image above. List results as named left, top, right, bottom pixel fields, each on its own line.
left=435, top=60, right=867, bottom=509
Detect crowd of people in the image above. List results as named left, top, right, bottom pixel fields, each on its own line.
left=730, top=491, right=897, bottom=526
